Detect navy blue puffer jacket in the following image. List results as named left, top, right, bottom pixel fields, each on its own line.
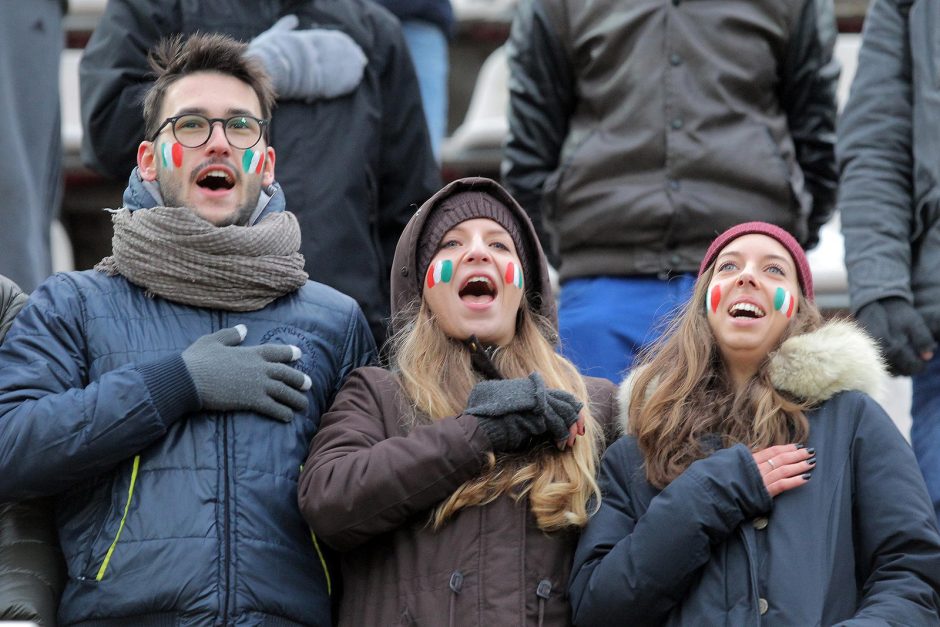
left=0, top=182, right=375, bottom=626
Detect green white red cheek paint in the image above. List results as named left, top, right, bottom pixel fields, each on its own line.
left=426, top=259, right=453, bottom=289
left=504, top=261, right=523, bottom=290
left=242, top=148, right=265, bottom=174
left=774, top=287, right=796, bottom=319
left=161, top=142, right=183, bottom=170
left=707, top=284, right=721, bottom=314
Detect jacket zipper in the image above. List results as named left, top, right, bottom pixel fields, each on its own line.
left=94, top=454, right=141, bottom=580
left=218, top=311, right=232, bottom=621
left=300, top=464, right=332, bottom=595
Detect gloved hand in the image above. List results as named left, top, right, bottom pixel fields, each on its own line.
left=465, top=372, right=583, bottom=452
left=855, top=297, right=936, bottom=376
left=246, top=15, right=367, bottom=102
left=182, top=325, right=311, bottom=423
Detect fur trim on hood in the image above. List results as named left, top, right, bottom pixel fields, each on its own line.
left=616, top=319, right=888, bottom=433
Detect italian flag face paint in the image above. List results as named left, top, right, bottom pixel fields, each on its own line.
left=504, top=261, right=523, bottom=290
left=426, top=259, right=453, bottom=289
left=161, top=142, right=183, bottom=170
left=774, top=287, right=796, bottom=319
left=242, top=148, right=265, bottom=174
left=707, top=284, right=721, bottom=314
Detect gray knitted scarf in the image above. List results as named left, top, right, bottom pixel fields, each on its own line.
left=95, top=206, right=308, bottom=311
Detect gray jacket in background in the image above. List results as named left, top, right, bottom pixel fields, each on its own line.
left=838, top=0, right=940, bottom=333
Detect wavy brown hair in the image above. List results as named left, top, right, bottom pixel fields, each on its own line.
left=628, top=264, right=823, bottom=489
left=388, top=300, right=603, bottom=531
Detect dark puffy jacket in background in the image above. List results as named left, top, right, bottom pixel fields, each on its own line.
left=0, top=276, right=65, bottom=627
left=503, top=0, right=839, bottom=275
left=0, top=225, right=376, bottom=624
left=79, top=0, right=441, bottom=346
left=375, top=0, right=454, bottom=35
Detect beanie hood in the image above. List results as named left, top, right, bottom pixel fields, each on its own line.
left=389, top=177, right=556, bottom=337
left=699, top=221, right=814, bottom=301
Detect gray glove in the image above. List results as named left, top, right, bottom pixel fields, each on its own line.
left=856, top=297, right=936, bottom=376
left=182, top=325, right=311, bottom=423
left=465, top=373, right=583, bottom=452
left=246, top=15, right=367, bottom=102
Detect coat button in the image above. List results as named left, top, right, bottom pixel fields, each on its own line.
left=753, top=516, right=769, bottom=530
left=668, top=179, right=681, bottom=191
left=758, top=598, right=769, bottom=615
left=400, top=266, right=408, bottom=276
left=670, top=53, right=682, bottom=66
left=671, top=118, right=683, bottom=130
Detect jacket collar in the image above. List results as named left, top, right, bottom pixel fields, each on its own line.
left=617, top=320, right=887, bottom=432
left=121, top=166, right=285, bottom=226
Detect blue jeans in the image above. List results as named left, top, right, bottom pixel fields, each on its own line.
left=401, top=20, right=448, bottom=161
left=912, top=353, right=940, bottom=522
left=558, top=275, right=697, bottom=383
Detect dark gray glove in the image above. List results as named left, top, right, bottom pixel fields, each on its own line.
left=855, top=297, right=936, bottom=376
left=465, top=372, right=583, bottom=452
left=246, top=15, right=367, bottom=102
left=182, top=325, right=311, bottom=423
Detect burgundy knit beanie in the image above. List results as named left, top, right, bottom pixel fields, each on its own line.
left=699, top=222, right=814, bottom=302
left=416, top=191, right=534, bottom=291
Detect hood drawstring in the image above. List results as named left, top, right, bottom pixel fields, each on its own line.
left=536, top=579, right=552, bottom=627
left=465, top=335, right=504, bottom=380
left=448, top=570, right=464, bottom=627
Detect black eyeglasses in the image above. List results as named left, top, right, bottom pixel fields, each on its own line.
left=150, top=114, right=269, bottom=149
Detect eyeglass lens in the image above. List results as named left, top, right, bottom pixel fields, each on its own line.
left=172, top=115, right=262, bottom=149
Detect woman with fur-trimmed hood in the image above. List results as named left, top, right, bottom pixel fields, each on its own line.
left=569, top=222, right=940, bottom=625
left=298, top=177, right=617, bottom=626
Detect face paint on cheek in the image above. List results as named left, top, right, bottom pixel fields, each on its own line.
left=774, top=286, right=796, bottom=319
left=707, top=284, right=721, bottom=314
left=504, top=261, right=524, bottom=290
left=426, top=259, right=453, bottom=289
left=242, top=148, right=264, bottom=174
left=161, top=142, right=183, bottom=170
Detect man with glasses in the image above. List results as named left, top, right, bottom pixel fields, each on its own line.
left=0, top=33, right=375, bottom=627
left=81, top=0, right=441, bottom=347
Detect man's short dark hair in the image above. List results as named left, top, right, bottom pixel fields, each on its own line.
left=142, top=33, right=275, bottom=141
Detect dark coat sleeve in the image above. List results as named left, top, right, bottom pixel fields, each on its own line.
left=79, top=0, right=175, bottom=179
left=779, top=0, right=839, bottom=248
left=373, top=15, right=441, bottom=276
left=837, top=0, right=914, bottom=313
left=568, top=439, right=772, bottom=627
left=298, top=368, right=491, bottom=552
left=501, top=0, right=575, bottom=261
left=845, top=394, right=940, bottom=624
left=0, top=275, right=186, bottom=501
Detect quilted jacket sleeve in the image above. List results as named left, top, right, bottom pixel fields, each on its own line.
left=298, top=368, right=491, bottom=552
left=569, top=439, right=772, bottom=626
left=779, top=0, right=839, bottom=247
left=837, top=0, right=914, bottom=313
left=0, top=274, right=197, bottom=501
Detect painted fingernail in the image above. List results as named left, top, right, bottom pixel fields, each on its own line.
left=807, top=457, right=816, bottom=466
left=801, top=473, right=812, bottom=481
left=805, top=448, right=816, bottom=456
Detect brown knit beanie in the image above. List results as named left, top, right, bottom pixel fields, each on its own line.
left=416, top=191, right=535, bottom=292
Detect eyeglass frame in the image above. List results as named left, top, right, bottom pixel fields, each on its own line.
left=149, top=114, right=270, bottom=150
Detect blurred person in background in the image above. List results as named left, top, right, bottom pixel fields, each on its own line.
left=502, top=0, right=839, bottom=383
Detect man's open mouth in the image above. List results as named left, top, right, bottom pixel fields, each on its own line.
left=196, top=169, right=235, bottom=191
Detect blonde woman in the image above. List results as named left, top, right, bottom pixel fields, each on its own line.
left=569, top=222, right=940, bottom=625
left=298, top=177, right=616, bottom=626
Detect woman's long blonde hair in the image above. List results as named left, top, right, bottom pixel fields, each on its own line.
left=389, top=300, right=603, bottom=531
left=629, top=265, right=823, bottom=488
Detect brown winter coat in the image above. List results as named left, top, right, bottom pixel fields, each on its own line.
left=298, top=366, right=616, bottom=626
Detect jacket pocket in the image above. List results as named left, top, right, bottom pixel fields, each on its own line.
left=81, top=455, right=141, bottom=581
